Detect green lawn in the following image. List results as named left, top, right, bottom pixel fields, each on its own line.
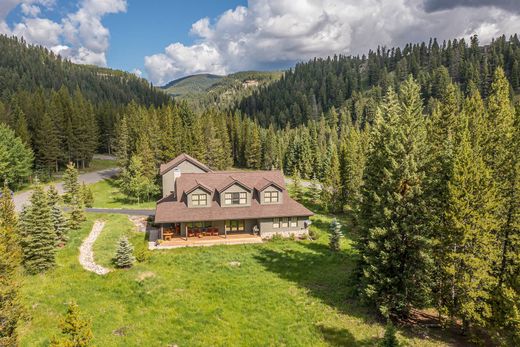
left=18, top=212, right=460, bottom=346
left=88, top=178, right=156, bottom=209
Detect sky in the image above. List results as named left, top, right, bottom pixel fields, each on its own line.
left=1, top=0, right=520, bottom=86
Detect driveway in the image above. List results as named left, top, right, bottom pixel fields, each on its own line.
left=14, top=167, right=120, bottom=211
left=85, top=208, right=154, bottom=216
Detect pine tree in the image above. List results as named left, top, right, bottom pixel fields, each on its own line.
left=116, top=116, right=130, bottom=168
left=329, top=219, right=342, bottom=251
left=19, top=180, right=56, bottom=274
left=35, top=111, right=60, bottom=173
left=80, top=183, right=94, bottom=208
left=0, top=183, right=17, bottom=229
left=114, top=236, right=135, bottom=268
left=380, top=321, right=400, bottom=347
left=47, top=187, right=69, bottom=245
left=47, top=185, right=61, bottom=208
left=119, top=154, right=159, bottom=204
left=357, top=79, right=430, bottom=318
left=50, top=302, right=93, bottom=347
left=290, top=169, right=303, bottom=201
left=63, top=162, right=80, bottom=204
left=0, top=183, right=22, bottom=346
left=321, top=143, right=341, bottom=213
left=0, top=124, right=33, bottom=188
left=339, top=127, right=366, bottom=217
left=245, top=123, right=262, bottom=169
left=68, top=193, right=85, bottom=231
left=442, top=124, right=499, bottom=330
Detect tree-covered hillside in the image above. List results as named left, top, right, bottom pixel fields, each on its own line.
left=239, top=35, right=520, bottom=127
left=0, top=35, right=169, bottom=106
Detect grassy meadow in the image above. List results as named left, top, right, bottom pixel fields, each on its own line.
left=17, top=207, right=464, bottom=346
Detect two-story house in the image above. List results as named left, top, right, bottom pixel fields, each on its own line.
left=154, top=153, right=313, bottom=241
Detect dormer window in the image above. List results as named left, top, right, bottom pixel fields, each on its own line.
left=192, top=194, right=207, bottom=206
left=225, top=192, right=246, bottom=205
left=264, top=191, right=279, bottom=203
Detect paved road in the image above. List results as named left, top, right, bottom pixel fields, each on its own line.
left=284, top=177, right=321, bottom=189
left=14, top=168, right=120, bottom=212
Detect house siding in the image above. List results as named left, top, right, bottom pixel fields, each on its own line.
left=258, top=217, right=309, bottom=239
left=186, top=188, right=212, bottom=208
left=220, top=183, right=252, bottom=207
left=260, top=186, right=283, bottom=204
left=162, top=160, right=207, bottom=197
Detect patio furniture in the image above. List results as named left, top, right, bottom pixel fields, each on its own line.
left=187, top=228, right=195, bottom=237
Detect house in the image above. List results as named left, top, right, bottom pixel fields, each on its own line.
left=154, top=153, right=313, bottom=242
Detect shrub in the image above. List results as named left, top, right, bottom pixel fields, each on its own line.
left=114, top=236, right=135, bottom=268
left=134, top=245, right=150, bottom=263
left=380, top=321, right=400, bottom=347
left=50, top=302, right=93, bottom=347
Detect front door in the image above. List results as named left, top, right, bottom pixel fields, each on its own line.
left=225, top=220, right=245, bottom=233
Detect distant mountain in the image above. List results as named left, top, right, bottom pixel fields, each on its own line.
left=0, top=35, right=169, bottom=107
left=160, top=71, right=283, bottom=108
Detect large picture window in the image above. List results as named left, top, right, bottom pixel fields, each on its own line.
left=264, top=191, right=279, bottom=203
left=192, top=193, right=207, bottom=206
left=225, top=220, right=245, bottom=232
left=225, top=192, right=247, bottom=205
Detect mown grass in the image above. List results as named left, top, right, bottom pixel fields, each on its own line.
left=17, top=211, right=458, bottom=346
left=88, top=178, right=156, bottom=209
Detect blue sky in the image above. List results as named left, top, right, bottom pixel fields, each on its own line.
left=1, top=0, right=520, bottom=85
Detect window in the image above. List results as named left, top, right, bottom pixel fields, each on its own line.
left=192, top=193, right=207, bottom=206
left=273, top=217, right=280, bottom=228
left=187, top=221, right=212, bottom=228
left=281, top=217, right=289, bottom=228
left=264, top=191, right=279, bottom=203
left=290, top=217, right=297, bottom=227
left=225, top=220, right=245, bottom=232
left=225, top=192, right=247, bottom=205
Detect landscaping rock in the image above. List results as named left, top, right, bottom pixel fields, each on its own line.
left=78, top=220, right=111, bottom=275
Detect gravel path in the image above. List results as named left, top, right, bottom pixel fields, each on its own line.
left=14, top=167, right=120, bottom=211
left=79, top=220, right=111, bottom=275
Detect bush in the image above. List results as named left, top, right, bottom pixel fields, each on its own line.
left=270, top=233, right=284, bottom=242
left=134, top=245, right=150, bottom=263
left=380, top=321, right=400, bottom=347
left=50, top=302, right=93, bottom=347
left=114, top=236, right=135, bottom=268
left=308, top=228, right=319, bottom=240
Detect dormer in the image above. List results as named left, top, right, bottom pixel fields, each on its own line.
left=185, top=181, right=213, bottom=208
left=257, top=180, right=284, bottom=205
left=217, top=177, right=253, bottom=207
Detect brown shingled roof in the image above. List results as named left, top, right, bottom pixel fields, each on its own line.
left=159, top=153, right=212, bottom=175
left=154, top=170, right=313, bottom=223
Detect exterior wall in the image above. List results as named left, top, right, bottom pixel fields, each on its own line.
left=161, top=160, right=207, bottom=197
left=260, top=186, right=283, bottom=205
left=258, top=217, right=309, bottom=239
left=186, top=188, right=212, bottom=208
left=220, top=183, right=252, bottom=207
left=162, top=169, right=176, bottom=197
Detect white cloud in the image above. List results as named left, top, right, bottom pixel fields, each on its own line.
left=144, top=0, right=520, bottom=85
left=0, top=0, right=126, bottom=67
left=131, top=68, right=142, bottom=77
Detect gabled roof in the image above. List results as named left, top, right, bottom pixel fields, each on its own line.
left=216, top=176, right=253, bottom=193
left=159, top=153, right=212, bottom=175
left=256, top=178, right=284, bottom=192
left=185, top=180, right=213, bottom=195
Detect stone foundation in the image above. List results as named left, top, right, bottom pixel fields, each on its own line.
left=260, top=229, right=308, bottom=240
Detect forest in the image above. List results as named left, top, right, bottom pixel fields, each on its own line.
left=0, top=32, right=519, bottom=345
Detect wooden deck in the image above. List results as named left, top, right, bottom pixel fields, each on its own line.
left=155, top=233, right=263, bottom=249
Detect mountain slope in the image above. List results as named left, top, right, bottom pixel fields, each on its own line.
left=238, top=34, right=520, bottom=128
left=0, top=35, right=169, bottom=106
left=161, top=70, right=282, bottom=107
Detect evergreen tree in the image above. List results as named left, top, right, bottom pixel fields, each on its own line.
left=339, top=127, right=366, bottom=217
left=35, top=111, right=60, bottom=173
left=68, top=193, right=85, bottom=231
left=0, top=183, right=17, bottom=229
left=119, top=155, right=159, bottom=204
left=290, top=169, right=303, bottom=201
left=47, top=185, right=60, bottom=208
left=329, top=219, right=342, bottom=251
left=80, top=183, right=94, bottom=208
left=63, top=162, right=80, bottom=204
left=47, top=186, right=69, bottom=245
left=19, top=180, right=56, bottom=274
left=321, top=143, right=341, bottom=213
left=442, top=124, right=499, bottom=330
left=357, top=79, right=430, bottom=318
left=0, top=124, right=33, bottom=188
left=380, top=321, right=400, bottom=347
left=116, top=116, right=130, bottom=168
left=50, top=302, right=93, bottom=347
left=0, top=184, right=22, bottom=346
left=114, top=236, right=135, bottom=268
left=245, top=123, right=262, bottom=169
